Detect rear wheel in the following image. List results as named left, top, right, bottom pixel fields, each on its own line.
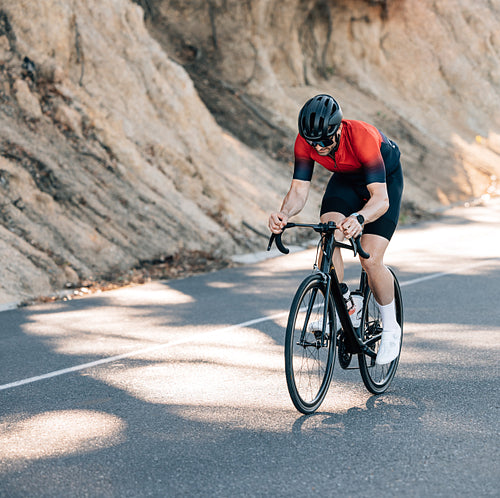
left=285, top=274, right=337, bottom=413
left=358, top=269, right=403, bottom=394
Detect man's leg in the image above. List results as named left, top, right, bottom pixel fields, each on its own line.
left=320, top=211, right=346, bottom=281
left=359, top=234, right=393, bottom=305
left=360, top=233, right=401, bottom=365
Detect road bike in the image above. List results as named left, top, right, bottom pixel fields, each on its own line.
left=268, top=222, right=403, bottom=414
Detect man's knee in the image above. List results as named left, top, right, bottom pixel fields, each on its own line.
left=320, top=212, right=346, bottom=241
left=320, top=211, right=345, bottom=223
left=359, top=245, right=385, bottom=273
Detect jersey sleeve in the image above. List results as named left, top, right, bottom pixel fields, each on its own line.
left=293, top=135, right=315, bottom=181
left=350, top=124, right=386, bottom=184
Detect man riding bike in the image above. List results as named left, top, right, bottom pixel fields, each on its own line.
left=268, top=94, right=404, bottom=365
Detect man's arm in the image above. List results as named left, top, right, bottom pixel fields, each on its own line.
left=268, top=179, right=311, bottom=233
left=339, top=182, right=389, bottom=238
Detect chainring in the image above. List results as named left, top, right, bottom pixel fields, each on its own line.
left=337, top=330, right=352, bottom=369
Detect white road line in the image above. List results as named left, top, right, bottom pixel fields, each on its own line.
left=399, top=259, right=496, bottom=287
left=1, top=258, right=497, bottom=392
left=0, top=312, right=288, bottom=392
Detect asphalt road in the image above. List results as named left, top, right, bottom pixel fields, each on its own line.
left=1, top=200, right=499, bottom=497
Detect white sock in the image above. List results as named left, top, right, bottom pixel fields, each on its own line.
left=377, top=299, right=400, bottom=334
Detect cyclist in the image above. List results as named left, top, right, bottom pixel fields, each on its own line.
left=268, top=94, right=403, bottom=365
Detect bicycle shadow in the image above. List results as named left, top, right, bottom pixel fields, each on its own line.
left=291, top=392, right=424, bottom=438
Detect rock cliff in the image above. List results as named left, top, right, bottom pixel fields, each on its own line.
left=0, top=0, right=499, bottom=304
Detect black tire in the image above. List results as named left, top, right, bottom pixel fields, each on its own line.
left=358, top=269, right=403, bottom=394
left=284, top=274, right=337, bottom=414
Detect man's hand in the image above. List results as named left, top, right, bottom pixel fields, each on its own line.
left=339, top=215, right=363, bottom=239
left=268, top=212, right=289, bottom=234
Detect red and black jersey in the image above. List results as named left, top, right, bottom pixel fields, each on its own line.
left=293, top=120, right=399, bottom=184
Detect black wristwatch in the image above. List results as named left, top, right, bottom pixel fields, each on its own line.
left=351, top=212, right=365, bottom=226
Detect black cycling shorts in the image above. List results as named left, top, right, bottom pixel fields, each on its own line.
left=320, top=165, right=404, bottom=241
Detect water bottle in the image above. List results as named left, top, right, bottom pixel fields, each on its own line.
left=350, top=292, right=364, bottom=328
left=340, top=283, right=356, bottom=319
left=340, top=283, right=363, bottom=328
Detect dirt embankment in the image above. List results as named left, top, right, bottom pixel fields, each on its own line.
left=0, top=0, right=499, bottom=305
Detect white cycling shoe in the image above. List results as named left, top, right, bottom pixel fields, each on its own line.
left=375, top=325, right=401, bottom=365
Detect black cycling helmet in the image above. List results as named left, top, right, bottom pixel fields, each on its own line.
left=298, top=94, right=343, bottom=141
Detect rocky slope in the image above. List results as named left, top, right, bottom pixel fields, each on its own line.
left=0, top=0, right=499, bottom=304
left=146, top=0, right=500, bottom=205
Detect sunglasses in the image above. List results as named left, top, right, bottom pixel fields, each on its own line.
left=306, top=136, right=335, bottom=148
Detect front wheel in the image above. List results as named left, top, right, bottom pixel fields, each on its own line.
left=284, top=274, right=337, bottom=414
left=358, top=269, right=403, bottom=394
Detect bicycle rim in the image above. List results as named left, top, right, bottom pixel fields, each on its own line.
left=285, top=275, right=337, bottom=414
left=358, top=272, right=403, bottom=394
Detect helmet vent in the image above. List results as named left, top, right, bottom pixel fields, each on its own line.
left=318, top=116, right=325, bottom=132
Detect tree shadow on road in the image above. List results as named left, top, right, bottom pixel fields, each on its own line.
left=0, top=253, right=499, bottom=496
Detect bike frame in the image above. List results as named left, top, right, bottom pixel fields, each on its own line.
left=269, top=221, right=378, bottom=359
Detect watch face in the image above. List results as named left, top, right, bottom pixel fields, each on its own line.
left=356, top=214, right=364, bottom=225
